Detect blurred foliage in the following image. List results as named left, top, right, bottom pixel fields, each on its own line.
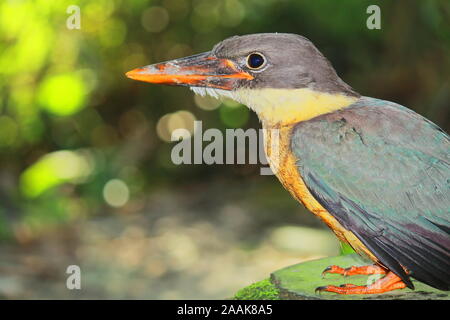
left=0, top=0, right=449, bottom=240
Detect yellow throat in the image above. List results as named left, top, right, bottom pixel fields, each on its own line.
left=232, top=88, right=358, bottom=126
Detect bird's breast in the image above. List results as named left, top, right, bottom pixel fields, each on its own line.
left=263, top=123, right=378, bottom=262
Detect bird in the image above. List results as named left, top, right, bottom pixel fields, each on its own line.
left=126, top=33, right=450, bottom=295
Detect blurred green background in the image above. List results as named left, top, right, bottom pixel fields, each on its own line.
left=0, top=0, right=448, bottom=299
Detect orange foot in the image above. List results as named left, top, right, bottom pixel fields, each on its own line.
left=322, top=264, right=387, bottom=278
left=316, top=271, right=407, bottom=295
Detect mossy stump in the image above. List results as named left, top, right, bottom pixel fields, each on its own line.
left=234, top=254, right=449, bottom=300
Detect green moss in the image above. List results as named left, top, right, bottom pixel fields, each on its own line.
left=232, top=279, right=280, bottom=300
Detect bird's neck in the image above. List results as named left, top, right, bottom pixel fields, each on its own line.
left=233, top=88, right=359, bottom=127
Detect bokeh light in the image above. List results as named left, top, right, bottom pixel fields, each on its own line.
left=194, top=95, right=222, bottom=111
left=38, top=73, right=87, bottom=116
left=156, top=110, right=196, bottom=142
left=20, top=150, right=94, bottom=198
left=103, top=179, right=130, bottom=207
left=141, top=7, right=170, bottom=33
left=219, top=102, right=249, bottom=128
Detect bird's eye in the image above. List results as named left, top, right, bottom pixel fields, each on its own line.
left=246, top=53, right=266, bottom=70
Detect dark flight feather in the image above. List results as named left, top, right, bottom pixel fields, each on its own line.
left=291, top=97, right=450, bottom=290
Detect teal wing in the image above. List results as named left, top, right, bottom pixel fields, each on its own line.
left=291, top=97, right=450, bottom=290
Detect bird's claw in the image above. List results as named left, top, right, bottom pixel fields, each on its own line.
left=315, top=286, right=327, bottom=294
left=321, top=265, right=346, bottom=278
left=321, top=266, right=332, bottom=278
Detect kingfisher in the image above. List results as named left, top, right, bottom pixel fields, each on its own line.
left=126, top=33, right=450, bottom=295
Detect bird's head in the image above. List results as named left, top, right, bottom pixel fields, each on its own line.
left=126, top=33, right=360, bottom=125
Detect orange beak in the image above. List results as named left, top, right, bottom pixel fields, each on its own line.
left=126, top=52, right=253, bottom=90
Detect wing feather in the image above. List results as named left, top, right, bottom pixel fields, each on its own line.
left=292, top=97, right=450, bottom=290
